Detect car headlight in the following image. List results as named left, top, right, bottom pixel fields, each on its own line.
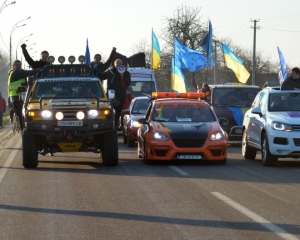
left=271, top=122, right=293, bottom=132
left=41, top=110, right=52, bottom=120
left=209, top=131, right=223, bottom=141
left=132, top=120, right=140, bottom=127
left=88, top=110, right=98, bottom=119
left=153, top=131, right=169, bottom=140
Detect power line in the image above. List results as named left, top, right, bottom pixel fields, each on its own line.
left=260, top=27, right=300, bottom=33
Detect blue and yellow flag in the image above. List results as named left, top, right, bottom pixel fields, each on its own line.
left=152, top=31, right=161, bottom=70
left=171, top=56, right=187, bottom=92
left=84, top=38, right=90, bottom=64
left=221, top=43, right=250, bottom=84
left=277, top=47, right=288, bottom=85
left=200, top=20, right=214, bottom=68
left=174, top=37, right=207, bottom=72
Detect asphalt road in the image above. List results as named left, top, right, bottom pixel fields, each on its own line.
left=0, top=127, right=300, bottom=240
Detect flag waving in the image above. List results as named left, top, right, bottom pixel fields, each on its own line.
left=171, top=56, right=187, bottom=92
left=174, top=37, right=207, bottom=72
left=277, top=47, right=288, bottom=85
left=221, top=43, right=250, bottom=83
left=84, top=39, right=90, bottom=64
left=152, top=31, right=161, bottom=70
left=200, top=20, right=214, bottom=68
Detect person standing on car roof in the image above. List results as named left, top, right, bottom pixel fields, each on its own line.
left=90, top=47, right=117, bottom=76
left=8, top=60, right=41, bottom=131
left=21, top=44, right=49, bottom=69
left=281, top=67, right=300, bottom=90
left=100, top=59, right=131, bottom=127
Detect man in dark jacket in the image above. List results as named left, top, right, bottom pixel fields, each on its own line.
left=281, top=67, right=300, bottom=90
left=21, top=43, right=49, bottom=69
left=90, top=47, right=117, bottom=76
left=100, top=59, right=131, bottom=127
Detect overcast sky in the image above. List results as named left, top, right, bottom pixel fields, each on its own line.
left=1, top=0, right=299, bottom=69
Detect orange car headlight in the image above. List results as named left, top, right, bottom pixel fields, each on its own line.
left=209, top=132, right=223, bottom=141
left=153, top=131, right=169, bottom=141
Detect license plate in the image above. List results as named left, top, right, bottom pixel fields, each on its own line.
left=177, top=155, right=202, bottom=160
left=57, top=121, right=83, bottom=126
left=235, top=128, right=242, bottom=134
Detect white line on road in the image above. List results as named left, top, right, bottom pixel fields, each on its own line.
left=168, top=166, right=189, bottom=176
left=0, top=138, right=21, bottom=184
left=211, top=192, right=299, bottom=240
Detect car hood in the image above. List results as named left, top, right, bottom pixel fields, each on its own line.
left=152, top=121, right=221, bottom=139
left=268, top=112, right=300, bottom=124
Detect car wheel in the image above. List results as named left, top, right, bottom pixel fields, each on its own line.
left=22, top=130, right=38, bottom=168
left=123, top=130, right=127, bottom=144
left=127, top=130, right=135, bottom=147
left=143, top=143, right=151, bottom=164
left=102, top=129, right=119, bottom=166
left=137, top=140, right=142, bottom=158
left=242, top=130, right=257, bottom=160
left=261, top=133, right=278, bottom=166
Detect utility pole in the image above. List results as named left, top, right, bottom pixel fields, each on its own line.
left=251, top=19, right=259, bottom=86
left=213, top=40, right=217, bottom=84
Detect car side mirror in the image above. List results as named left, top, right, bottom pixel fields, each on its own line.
left=138, top=118, right=148, bottom=124
left=251, top=106, right=262, bottom=117
left=107, top=89, right=115, bottom=100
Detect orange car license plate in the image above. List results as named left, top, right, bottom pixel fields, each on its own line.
left=177, top=155, right=202, bottom=160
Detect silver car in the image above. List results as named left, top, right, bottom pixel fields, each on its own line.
left=242, top=87, right=300, bottom=166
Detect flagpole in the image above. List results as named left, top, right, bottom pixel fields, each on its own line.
left=213, top=40, right=217, bottom=84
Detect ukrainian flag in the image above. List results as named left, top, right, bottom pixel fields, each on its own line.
left=221, top=43, right=250, bottom=84
left=171, top=56, right=187, bottom=93
left=152, top=31, right=161, bottom=70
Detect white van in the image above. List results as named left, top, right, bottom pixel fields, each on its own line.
left=102, top=68, right=157, bottom=97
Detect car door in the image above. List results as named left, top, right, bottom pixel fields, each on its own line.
left=249, top=92, right=267, bottom=146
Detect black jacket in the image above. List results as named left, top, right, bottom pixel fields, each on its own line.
left=281, top=76, right=300, bottom=90
left=22, top=46, right=48, bottom=69
left=100, top=67, right=131, bottom=101
left=91, top=49, right=116, bottom=76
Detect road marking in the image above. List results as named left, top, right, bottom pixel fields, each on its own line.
left=211, top=192, right=299, bottom=240
left=168, top=166, right=189, bottom=176
left=0, top=138, right=21, bottom=184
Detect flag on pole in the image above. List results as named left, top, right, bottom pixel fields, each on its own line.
left=152, top=31, right=161, bottom=70
left=174, top=37, right=207, bottom=72
left=221, top=43, right=250, bottom=83
left=84, top=39, right=90, bottom=64
left=200, top=20, right=214, bottom=68
left=171, top=56, right=188, bottom=92
left=277, top=47, right=288, bottom=85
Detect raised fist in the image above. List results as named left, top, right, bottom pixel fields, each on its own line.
left=21, top=43, right=27, bottom=49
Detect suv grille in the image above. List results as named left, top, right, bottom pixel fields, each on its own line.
left=294, top=138, right=300, bottom=146
left=292, top=125, right=300, bottom=131
left=63, top=112, right=77, bottom=119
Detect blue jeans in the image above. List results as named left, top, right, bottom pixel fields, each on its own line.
left=0, top=112, right=3, bottom=127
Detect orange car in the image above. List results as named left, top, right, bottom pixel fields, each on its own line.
left=137, top=92, right=228, bottom=164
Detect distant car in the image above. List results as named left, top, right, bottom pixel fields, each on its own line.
left=242, top=87, right=300, bottom=166
left=209, top=84, right=261, bottom=144
left=137, top=92, right=228, bottom=164
left=122, top=96, right=150, bottom=147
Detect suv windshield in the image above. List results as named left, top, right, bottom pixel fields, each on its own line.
left=212, top=87, right=260, bottom=107
left=269, top=92, right=300, bottom=111
left=33, top=80, right=104, bottom=99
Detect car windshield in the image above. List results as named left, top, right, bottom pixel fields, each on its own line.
left=33, top=80, right=104, bottom=99
left=269, top=92, right=300, bottom=111
left=127, top=82, right=156, bottom=97
left=152, top=103, right=216, bottom=122
left=131, top=99, right=150, bottom=114
left=212, top=87, right=261, bottom=107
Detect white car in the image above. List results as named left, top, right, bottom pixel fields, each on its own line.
left=242, top=87, right=300, bottom=166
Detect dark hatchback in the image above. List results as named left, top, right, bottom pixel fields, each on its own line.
left=209, top=84, right=261, bottom=144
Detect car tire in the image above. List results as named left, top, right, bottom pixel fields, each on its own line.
left=123, top=131, right=127, bottom=144
left=261, top=133, right=278, bottom=166
left=143, top=143, right=151, bottom=164
left=102, top=129, right=119, bottom=166
left=22, top=130, right=38, bottom=168
left=127, top=130, right=135, bottom=147
left=137, top=141, right=142, bottom=159
left=242, top=130, right=257, bottom=160
left=219, top=158, right=227, bottom=165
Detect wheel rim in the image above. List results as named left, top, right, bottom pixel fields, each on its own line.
left=242, top=132, right=246, bottom=156
left=262, top=137, right=267, bottom=163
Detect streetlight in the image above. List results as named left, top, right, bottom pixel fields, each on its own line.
left=16, top=33, right=33, bottom=59
left=0, top=0, right=16, bottom=14
left=15, top=33, right=33, bottom=59
left=9, top=16, right=31, bottom=68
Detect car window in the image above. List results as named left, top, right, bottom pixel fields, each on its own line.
left=269, top=92, right=300, bottom=111
left=152, top=103, right=215, bottom=122
left=131, top=99, right=150, bottom=114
